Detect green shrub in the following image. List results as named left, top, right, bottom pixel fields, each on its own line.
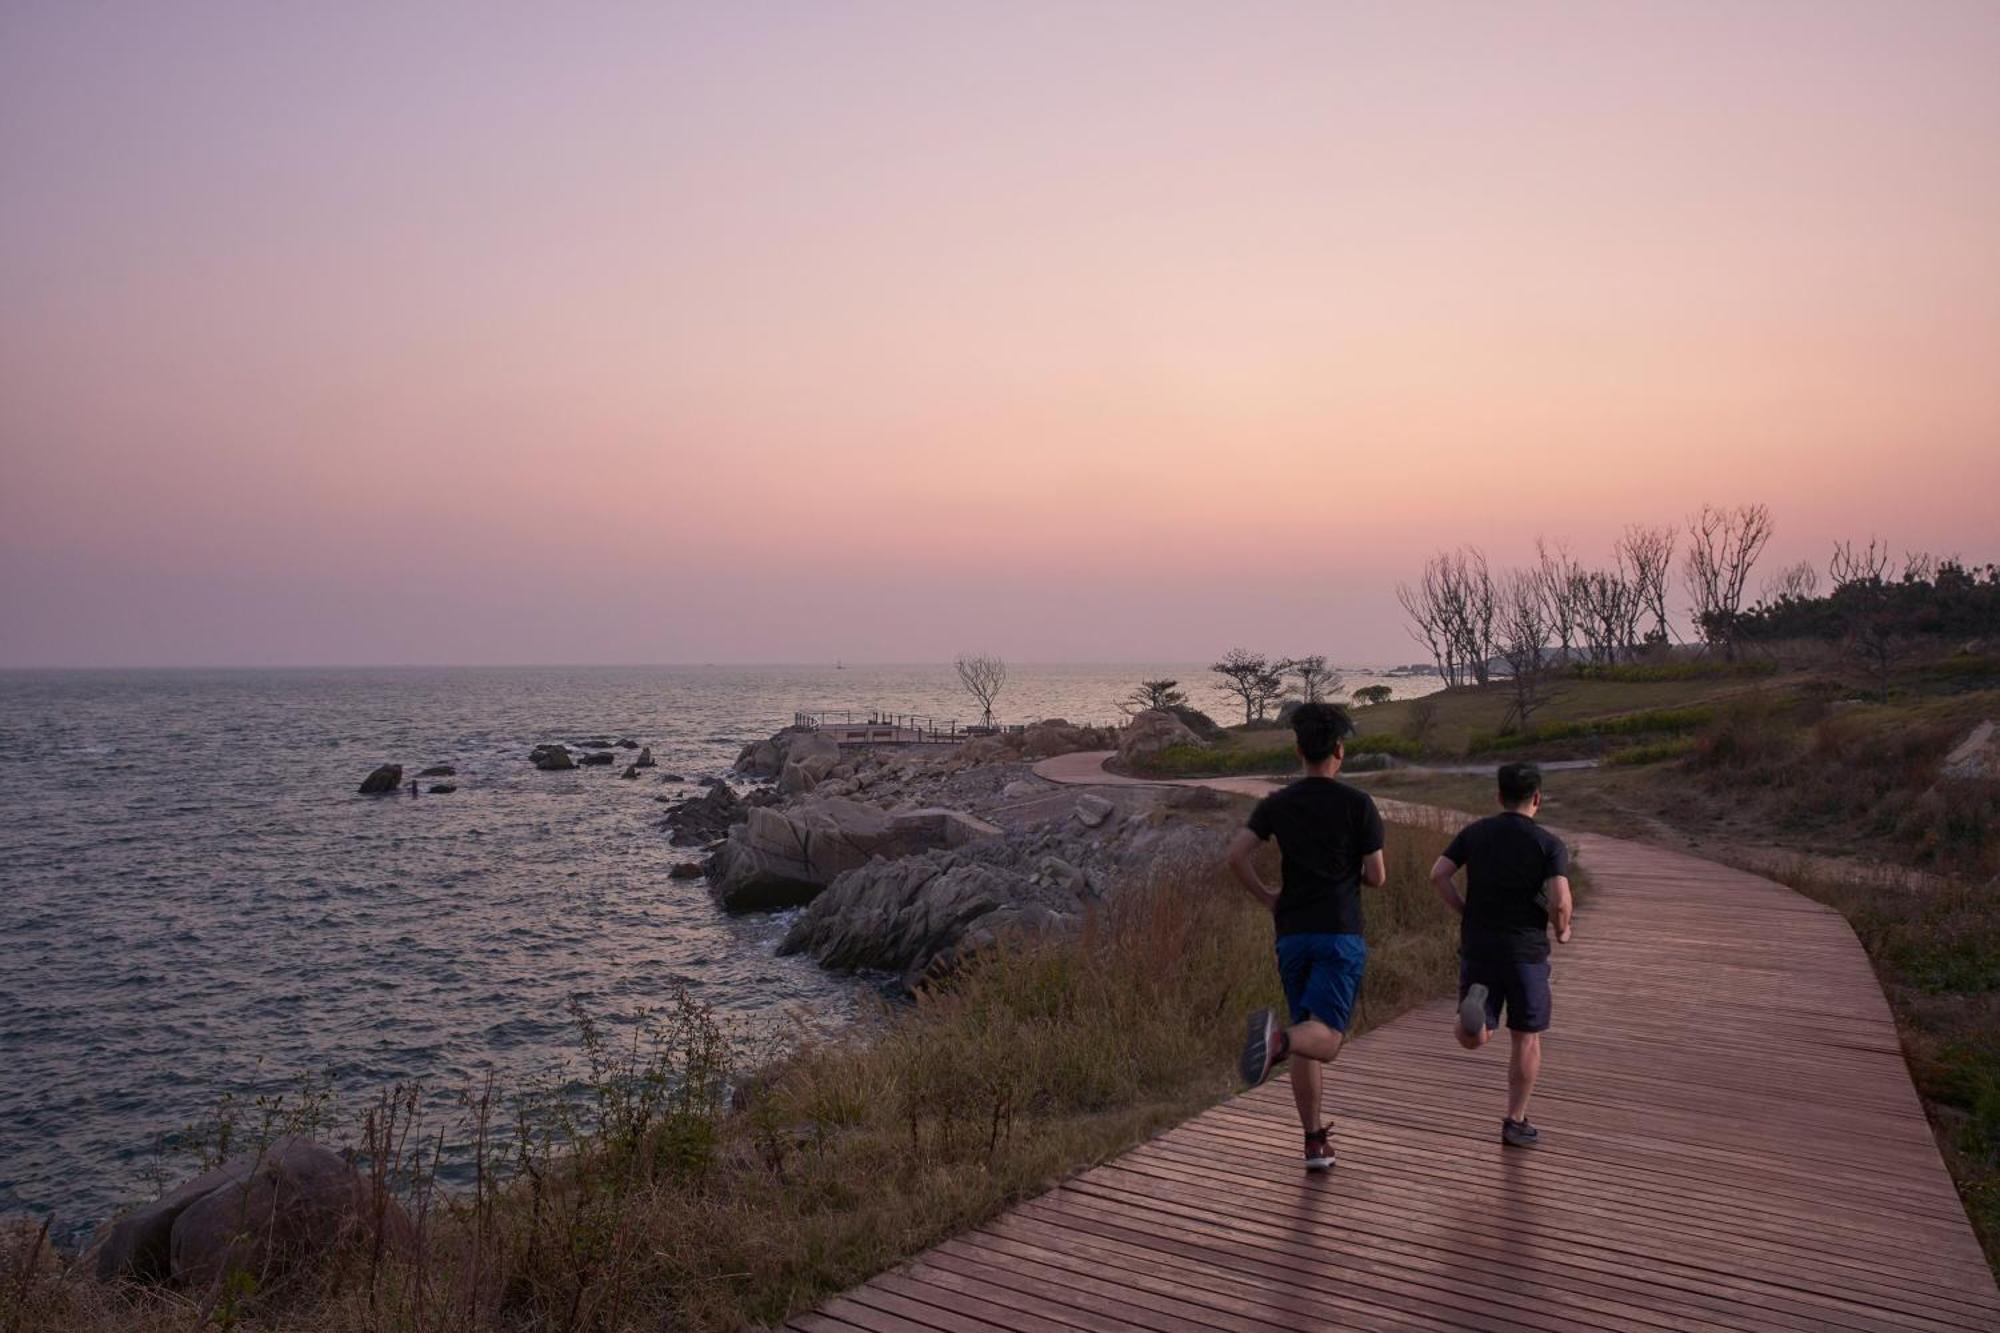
left=1568, top=659, right=1778, bottom=683
left=1467, top=706, right=1714, bottom=756
left=1605, top=737, right=1697, bottom=766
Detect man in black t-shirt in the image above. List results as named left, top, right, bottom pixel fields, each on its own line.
left=1430, top=761, right=1574, bottom=1147
left=1227, top=703, right=1387, bottom=1172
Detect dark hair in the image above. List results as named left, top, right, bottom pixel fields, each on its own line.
left=1498, top=761, right=1542, bottom=807
left=1292, top=702, right=1355, bottom=764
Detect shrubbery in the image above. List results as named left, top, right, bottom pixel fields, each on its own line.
left=1466, top=706, right=1713, bottom=756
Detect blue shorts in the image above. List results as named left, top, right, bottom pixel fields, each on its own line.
left=1276, top=933, right=1366, bottom=1032
left=1459, top=956, right=1552, bottom=1033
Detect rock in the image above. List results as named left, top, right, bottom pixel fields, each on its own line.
left=428, top=783, right=458, bottom=794
left=1342, top=751, right=1393, bottom=773
left=699, top=775, right=729, bottom=788
left=658, top=772, right=685, bottom=783
left=578, top=739, right=615, bottom=749
left=1074, top=794, right=1116, bottom=828
left=957, top=736, right=1009, bottom=765
left=1001, top=779, right=1042, bottom=800
left=635, top=747, right=657, bottom=768
left=1117, top=709, right=1205, bottom=764
left=1941, top=720, right=1998, bottom=781
left=669, top=862, right=704, bottom=880
left=358, top=764, right=402, bottom=795
left=418, top=764, right=456, bottom=778
left=530, top=744, right=575, bottom=771
left=664, top=782, right=745, bottom=846
left=620, top=764, right=641, bottom=779
left=578, top=750, right=615, bottom=766
left=1020, top=719, right=1111, bottom=760
left=733, top=725, right=820, bottom=778
left=616, top=738, right=639, bottom=749
left=706, top=797, right=994, bottom=913
left=86, top=1137, right=408, bottom=1291
left=1165, top=785, right=1231, bottom=812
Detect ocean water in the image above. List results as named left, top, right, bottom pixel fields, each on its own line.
left=0, top=662, right=1435, bottom=1239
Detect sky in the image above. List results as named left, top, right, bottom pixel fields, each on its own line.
left=2, top=1, right=1996, bottom=668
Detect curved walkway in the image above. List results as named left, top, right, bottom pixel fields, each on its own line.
left=794, top=754, right=1999, bottom=1332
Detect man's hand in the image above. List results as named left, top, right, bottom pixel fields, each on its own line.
left=1549, top=874, right=1574, bottom=944
left=1225, top=828, right=1279, bottom=912
left=1429, top=855, right=1465, bottom=915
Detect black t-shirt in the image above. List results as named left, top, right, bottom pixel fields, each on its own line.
left=1246, top=778, right=1385, bottom=937
left=1441, top=812, right=1570, bottom=962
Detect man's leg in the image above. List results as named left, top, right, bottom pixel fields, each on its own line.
left=1507, top=1031, right=1541, bottom=1121
left=1290, top=1047, right=1321, bottom=1133
left=1456, top=957, right=1496, bottom=1050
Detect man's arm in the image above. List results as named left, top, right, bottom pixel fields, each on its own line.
left=1360, top=849, right=1387, bottom=888
left=1430, top=855, right=1465, bottom=913
left=1225, top=828, right=1278, bottom=911
left=1547, top=874, right=1574, bottom=943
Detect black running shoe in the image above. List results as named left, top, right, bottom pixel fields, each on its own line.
left=1303, top=1125, right=1334, bottom=1173
left=1501, top=1117, right=1540, bottom=1148
left=1239, top=1008, right=1284, bottom=1087
left=1458, top=983, right=1490, bottom=1039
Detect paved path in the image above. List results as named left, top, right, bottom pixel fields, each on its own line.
left=792, top=755, right=1999, bottom=1331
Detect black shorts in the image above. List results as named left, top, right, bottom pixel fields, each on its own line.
left=1459, top=955, right=1552, bottom=1033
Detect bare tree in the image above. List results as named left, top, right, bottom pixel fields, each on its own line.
left=1618, top=524, right=1676, bottom=646
left=1497, top=569, right=1555, bottom=729
left=1121, top=679, right=1188, bottom=715
left=1396, top=569, right=1454, bottom=685
left=1533, top=538, right=1585, bottom=666
left=953, top=654, right=1007, bottom=729
left=1829, top=537, right=1890, bottom=589
left=1211, top=649, right=1287, bottom=725
left=1577, top=567, right=1639, bottom=665
left=1683, top=503, right=1773, bottom=659
left=1761, top=561, right=1819, bottom=604
left=1278, top=654, right=1342, bottom=704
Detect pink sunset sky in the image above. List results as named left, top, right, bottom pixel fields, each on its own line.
left=2, top=2, right=1996, bottom=668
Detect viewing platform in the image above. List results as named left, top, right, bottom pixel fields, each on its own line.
left=794, top=710, right=972, bottom=746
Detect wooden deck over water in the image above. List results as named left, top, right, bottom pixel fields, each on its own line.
left=791, top=785, right=1999, bottom=1331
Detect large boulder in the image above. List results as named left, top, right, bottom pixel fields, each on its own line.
left=86, top=1138, right=408, bottom=1291
left=530, top=744, right=575, bottom=771
left=733, top=726, right=819, bottom=778
left=663, top=782, right=745, bottom=846
left=1020, top=719, right=1112, bottom=760
left=357, top=764, right=402, bottom=795
left=634, top=747, right=657, bottom=769
left=577, top=750, right=615, bottom=767
left=777, top=732, right=844, bottom=794
left=1117, top=709, right=1205, bottom=764
left=706, top=798, right=999, bottom=913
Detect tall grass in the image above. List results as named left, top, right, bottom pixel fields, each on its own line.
left=6, top=821, right=1457, bottom=1333
left=1129, top=732, right=1423, bottom=777
left=1466, top=705, right=1713, bottom=756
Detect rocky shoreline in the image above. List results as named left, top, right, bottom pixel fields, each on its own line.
left=660, top=712, right=1240, bottom=989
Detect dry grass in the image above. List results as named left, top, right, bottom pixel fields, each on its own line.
left=6, top=819, right=1459, bottom=1333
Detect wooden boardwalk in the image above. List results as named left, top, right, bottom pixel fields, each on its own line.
left=790, top=769, right=1999, bottom=1331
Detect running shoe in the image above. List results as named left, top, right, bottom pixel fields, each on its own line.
left=1303, top=1125, right=1334, bottom=1172
left=1239, top=1008, right=1285, bottom=1087
left=1458, top=982, right=1491, bottom=1039
left=1501, top=1117, right=1540, bottom=1148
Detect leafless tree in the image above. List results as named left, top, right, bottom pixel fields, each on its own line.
left=1210, top=649, right=1287, bottom=725
left=1618, top=524, right=1676, bottom=646
left=1533, top=538, right=1585, bottom=666
left=1278, top=654, right=1342, bottom=704
left=1829, top=537, right=1890, bottom=590
left=1578, top=567, right=1639, bottom=665
left=1497, top=569, right=1555, bottom=729
left=1683, top=503, right=1773, bottom=659
left=954, top=654, right=1007, bottom=729
left=1120, top=679, right=1188, bottom=715
left=1396, top=568, right=1454, bottom=685
left=1761, top=561, right=1819, bottom=604
left=1400, top=549, right=1496, bottom=687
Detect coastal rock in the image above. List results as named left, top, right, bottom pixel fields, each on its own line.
left=733, top=726, right=818, bottom=778
left=1941, top=719, right=1998, bottom=781
left=578, top=750, right=615, bottom=767
left=428, top=783, right=458, bottom=794
left=668, top=862, right=704, bottom=880
left=616, top=738, right=639, bottom=750
left=635, top=747, right=657, bottom=768
left=658, top=772, right=685, bottom=783
left=531, top=744, right=575, bottom=771
left=620, top=764, right=641, bottom=779
left=1074, top=794, right=1116, bottom=828
left=579, top=739, right=615, bottom=749
left=776, top=733, right=843, bottom=794
left=705, top=797, right=995, bottom=913
left=87, top=1138, right=407, bottom=1291
left=1020, top=719, right=1111, bottom=760
left=957, top=736, right=1009, bottom=765
left=664, top=782, right=745, bottom=846
left=1001, top=779, right=1043, bottom=800
left=1165, top=785, right=1231, bottom=812
left=1117, top=709, right=1204, bottom=764
left=418, top=764, right=456, bottom=778
left=358, top=764, right=403, bottom=795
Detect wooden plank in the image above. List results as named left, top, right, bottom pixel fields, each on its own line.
left=795, top=792, right=1999, bottom=1331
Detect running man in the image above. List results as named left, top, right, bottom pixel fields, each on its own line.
left=1430, top=761, right=1574, bottom=1147
left=1229, top=703, right=1386, bottom=1172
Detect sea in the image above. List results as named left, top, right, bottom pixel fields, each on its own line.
left=0, top=662, right=1438, bottom=1241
